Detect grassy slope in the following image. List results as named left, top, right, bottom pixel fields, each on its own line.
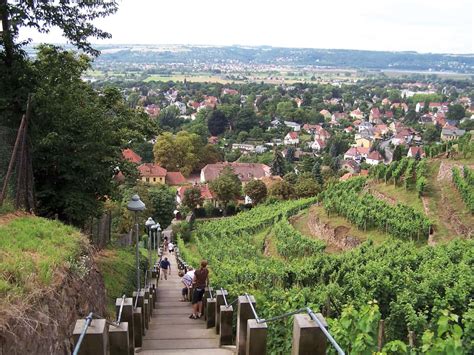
left=0, top=216, right=87, bottom=302
left=95, top=247, right=137, bottom=316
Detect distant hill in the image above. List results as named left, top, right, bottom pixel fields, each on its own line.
left=83, top=44, right=474, bottom=73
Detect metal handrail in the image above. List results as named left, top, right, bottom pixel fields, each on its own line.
left=72, top=312, right=93, bottom=355
left=307, top=307, right=345, bottom=355
left=208, top=285, right=214, bottom=300
left=221, top=288, right=228, bottom=307
left=115, top=295, right=126, bottom=324
left=134, top=288, right=141, bottom=309
left=229, top=292, right=345, bottom=354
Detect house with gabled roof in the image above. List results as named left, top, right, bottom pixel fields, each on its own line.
left=122, top=149, right=142, bottom=164
left=284, top=131, right=299, bottom=145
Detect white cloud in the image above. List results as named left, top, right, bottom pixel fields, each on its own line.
left=19, top=0, right=474, bottom=53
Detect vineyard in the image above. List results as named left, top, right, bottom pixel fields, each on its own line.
left=452, top=166, right=474, bottom=213
left=180, top=199, right=473, bottom=354
left=322, top=177, right=431, bottom=241
left=370, top=157, right=428, bottom=196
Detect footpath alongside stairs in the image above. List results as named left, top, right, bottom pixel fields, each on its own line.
left=137, top=250, right=234, bottom=354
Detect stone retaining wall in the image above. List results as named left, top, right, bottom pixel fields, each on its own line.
left=307, top=213, right=361, bottom=251
left=0, top=249, right=106, bottom=355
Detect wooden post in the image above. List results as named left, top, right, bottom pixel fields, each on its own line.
left=246, top=319, right=267, bottom=355
left=291, top=314, right=327, bottom=355
left=216, top=289, right=228, bottom=334
left=116, top=297, right=134, bottom=355
left=72, top=318, right=108, bottom=355
left=219, top=305, right=233, bottom=346
left=236, top=295, right=256, bottom=355
left=206, top=297, right=216, bottom=328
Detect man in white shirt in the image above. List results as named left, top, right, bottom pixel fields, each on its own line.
left=180, top=267, right=194, bottom=301
left=168, top=241, right=174, bottom=253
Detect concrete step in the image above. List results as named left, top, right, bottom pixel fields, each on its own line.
left=155, top=307, right=191, bottom=315
left=148, top=316, right=206, bottom=326
left=141, top=338, right=220, bottom=350
left=143, top=328, right=216, bottom=339
left=137, top=348, right=235, bottom=354
left=156, top=302, right=190, bottom=308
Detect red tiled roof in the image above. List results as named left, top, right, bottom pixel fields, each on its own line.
left=166, top=172, right=186, bottom=185
left=201, top=162, right=270, bottom=182
left=345, top=147, right=369, bottom=157
left=138, top=163, right=167, bottom=177
left=122, top=149, right=142, bottom=164
left=287, top=132, right=299, bottom=139
left=367, top=151, right=383, bottom=161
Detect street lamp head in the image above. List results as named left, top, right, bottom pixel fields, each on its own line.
left=155, top=222, right=161, bottom=231
left=145, top=217, right=156, bottom=228
left=127, top=194, right=146, bottom=212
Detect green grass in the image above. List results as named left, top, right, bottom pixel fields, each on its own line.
left=370, top=182, right=425, bottom=213
left=96, top=247, right=137, bottom=316
left=0, top=216, right=87, bottom=300
left=0, top=199, right=15, bottom=215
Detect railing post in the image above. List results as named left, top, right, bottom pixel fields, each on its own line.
left=115, top=297, right=134, bottom=355
left=72, top=318, right=108, bottom=355
left=237, top=295, right=256, bottom=355
left=203, top=286, right=213, bottom=319
left=133, top=290, right=146, bottom=335
left=291, top=314, right=327, bottom=355
left=219, top=305, right=233, bottom=346
left=216, top=289, right=228, bottom=334
left=132, top=307, right=143, bottom=347
left=109, top=323, right=129, bottom=355
left=246, top=319, right=267, bottom=355
left=206, top=297, right=216, bottom=328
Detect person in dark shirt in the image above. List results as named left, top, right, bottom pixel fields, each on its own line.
left=160, top=257, right=171, bottom=280
left=189, top=260, right=209, bottom=319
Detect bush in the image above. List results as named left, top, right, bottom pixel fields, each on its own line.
left=172, top=221, right=192, bottom=243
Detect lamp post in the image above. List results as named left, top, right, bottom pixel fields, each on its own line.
left=156, top=223, right=162, bottom=254
left=127, top=194, right=146, bottom=291
left=145, top=217, right=155, bottom=273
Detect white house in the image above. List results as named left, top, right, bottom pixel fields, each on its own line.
left=284, top=131, right=299, bottom=145
left=310, top=139, right=326, bottom=152
left=366, top=151, right=384, bottom=165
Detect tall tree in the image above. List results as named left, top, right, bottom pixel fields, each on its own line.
left=183, top=187, right=203, bottom=213
left=207, top=109, right=228, bottom=136
left=209, top=167, right=242, bottom=216
left=31, top=46, right=148, bottom=225
left=271, top=150, right=285, bottom=177
left=244, top=180, right=267, bottom=205
left=312, top=162, right=323, bottom=185
left=149, top=185, right=176, bottom=229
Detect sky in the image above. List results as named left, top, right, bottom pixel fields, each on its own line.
left=20, top=0, right=474, bottom=54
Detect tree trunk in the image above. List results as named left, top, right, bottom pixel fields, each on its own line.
left=0, top=0, right=14, bottom=68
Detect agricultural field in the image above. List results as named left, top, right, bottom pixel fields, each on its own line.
left=179, top=196, right=473, bottom=354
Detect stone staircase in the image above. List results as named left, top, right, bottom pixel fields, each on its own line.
left=137, top=251, right=234, bottom=354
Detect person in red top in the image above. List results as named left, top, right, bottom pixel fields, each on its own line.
left=189, top=260, right=209, bottom=319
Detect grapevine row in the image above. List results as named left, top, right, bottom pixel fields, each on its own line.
left=452, top=167, right=474, bottom=213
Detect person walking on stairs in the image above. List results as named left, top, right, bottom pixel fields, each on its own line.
left=160, top=257, right=171, bottom=280
left=189, top=260, right=209, bottom=319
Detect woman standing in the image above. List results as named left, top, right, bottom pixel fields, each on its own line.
left=189, top=260, right=209, bottom=319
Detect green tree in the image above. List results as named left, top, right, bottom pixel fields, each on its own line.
left=283, top=172, right=298, bottom=185
left=392, top=145, right=403, bottom=162
left=183, top=187, right=203, bottom=213
left=268, top=180, right=293, bottom=200
left=31, top=46, right=145, bottom=225
left=153, top=131, right=203, bottom=176
left=207, top=109, right=228, bottom=136
left=149, top=185, right=176, bottom=229
left=234, top=107, right=257, bottom=132
left=447, top=104, right=466, bottom=120
left=244, top=180, right=267, bottom=205
left=285, top=147, right=295, bottom=163
left=423, top=125, right=441, bottom=143
left=209, top=167, right=242, bottom=216
left=294, top=175, right=320, bottom=198
left=271, top=150, right=285, bottom=176
left=158, top=106, right=183, bottom=131
left=312, top=162, right=323, bottom=185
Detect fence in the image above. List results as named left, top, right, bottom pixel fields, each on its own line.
left=83, top=211, right=113, bottom=249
